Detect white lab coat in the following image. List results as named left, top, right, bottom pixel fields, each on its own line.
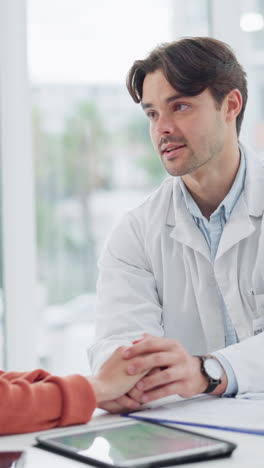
left=89, top=144, right=264, bottom=394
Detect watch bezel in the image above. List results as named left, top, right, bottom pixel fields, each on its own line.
left=197, top=355, right=223, bottom=394
left=203, top=356, right=223, bottom=380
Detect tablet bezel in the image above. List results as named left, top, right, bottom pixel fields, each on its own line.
left=36, top=418, right=236, bottom=468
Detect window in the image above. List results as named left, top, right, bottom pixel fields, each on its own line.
left=240, top=0, right=264, bottom=155
left=27, top=0, right=210, bottom=374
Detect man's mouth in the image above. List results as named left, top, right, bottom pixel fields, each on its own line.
left=161, top=144, right=186, bottom=156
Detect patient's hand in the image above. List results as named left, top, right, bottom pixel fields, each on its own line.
left=89, top=346, right=147, bottom=410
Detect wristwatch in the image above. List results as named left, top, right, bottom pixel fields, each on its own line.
left=197, top=356, right=223, bottom=394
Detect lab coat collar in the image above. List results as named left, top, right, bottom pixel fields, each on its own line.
left=168, top=182, right=211, bottom=261
left=165, top=142, right=264, bottom=260
left=214, top=144, right=264, bottom=260
left=215, top=194, right=255, bottom=260
left=242, top=142, right=264, bottom=217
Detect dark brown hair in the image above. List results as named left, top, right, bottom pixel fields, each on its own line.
left=126, top=37, right=247, bottom=136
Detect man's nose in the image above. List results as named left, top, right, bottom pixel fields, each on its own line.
left=156, top=114, right=176, bottom=135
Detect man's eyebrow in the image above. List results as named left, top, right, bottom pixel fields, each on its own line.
left=141, top=93, right=188, bottom=109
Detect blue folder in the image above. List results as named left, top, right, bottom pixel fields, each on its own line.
left=122, top=412, right=264, bottom=437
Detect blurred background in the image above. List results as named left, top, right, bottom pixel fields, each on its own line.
left=0, top=0, right=264, bottom=375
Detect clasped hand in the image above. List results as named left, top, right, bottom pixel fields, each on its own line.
left=99, top=334, right=211, bottom=413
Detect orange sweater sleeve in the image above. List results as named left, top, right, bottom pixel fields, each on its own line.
left=0, top=369, right=97, bottom=435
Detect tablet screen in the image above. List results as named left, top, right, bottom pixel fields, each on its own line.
left=37, top=419, right=235, bottom=467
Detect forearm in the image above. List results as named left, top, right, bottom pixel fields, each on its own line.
left=0, top=370, right=95, bottom=435
left=92, top=220, right=164, bottom=374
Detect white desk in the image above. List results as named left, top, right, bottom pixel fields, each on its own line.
left=0, top=409, right=263, bottom=467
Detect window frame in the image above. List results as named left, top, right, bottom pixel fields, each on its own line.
left=0, top=0, right=37, bottom=370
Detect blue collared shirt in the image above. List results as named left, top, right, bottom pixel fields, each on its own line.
left=179, top=146, right=246, bottom=395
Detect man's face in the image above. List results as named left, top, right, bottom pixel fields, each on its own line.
left=141, top=69, right=227, bottom=177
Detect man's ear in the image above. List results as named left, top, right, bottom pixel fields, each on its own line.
left=225, top=89, right=243, bottom=124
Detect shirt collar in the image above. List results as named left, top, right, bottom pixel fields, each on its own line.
left=179, top=144, right=246, bottom=222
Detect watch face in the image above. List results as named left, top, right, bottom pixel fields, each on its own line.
left=204, top=358, right=223, bottom=380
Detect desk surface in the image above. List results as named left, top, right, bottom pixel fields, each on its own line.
left=0, top=409, right=263, bottom=467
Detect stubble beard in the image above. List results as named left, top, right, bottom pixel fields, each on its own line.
left=160, top=120, right=225, bottom=178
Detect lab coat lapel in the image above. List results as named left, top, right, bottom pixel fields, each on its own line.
left=243, top=144, right=264, bottom=217
left=216, top=146, right=264, bottom=260
left=215, top=195, right=255, bottom=260
left=167, top=182, right=211, bottom=261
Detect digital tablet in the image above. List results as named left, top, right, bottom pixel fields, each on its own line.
left=36, top=418, right=236, bottom=468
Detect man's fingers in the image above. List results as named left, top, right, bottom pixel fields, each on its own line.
left=140, top=382, right=183, bottom=403
left=127, top=367, right=162, bottom=401
left=132, top=333, right=153, bottom=345
left=114, top=395, right=141, bottom=411
left=99, top=394, right=141, bottom=413
left=127, top=352, right=177, bottom=375
left=127, top=386, right=143, bottom=402
left=136, top=366, right=185, bottom=391
left=123, top=337, right=172, bottom=359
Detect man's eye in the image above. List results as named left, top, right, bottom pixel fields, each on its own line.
left=174, top=104, right=188, bottom=111
left=146, top=111, right=157, bottom=120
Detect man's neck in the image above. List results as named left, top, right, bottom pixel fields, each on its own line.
left=181, top=143, right=241, bottom=220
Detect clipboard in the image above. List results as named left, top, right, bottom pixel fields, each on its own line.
left=122, top=394, right=264, bottom=437
left=124, top=413, right=264, bottom=437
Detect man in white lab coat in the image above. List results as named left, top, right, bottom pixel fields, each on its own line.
left=89, top=37, right=264, bottom=412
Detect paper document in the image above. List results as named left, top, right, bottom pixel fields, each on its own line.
left=236, top=392, right=264, bottom=400
left=125, top=394, right=264, bottom=435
